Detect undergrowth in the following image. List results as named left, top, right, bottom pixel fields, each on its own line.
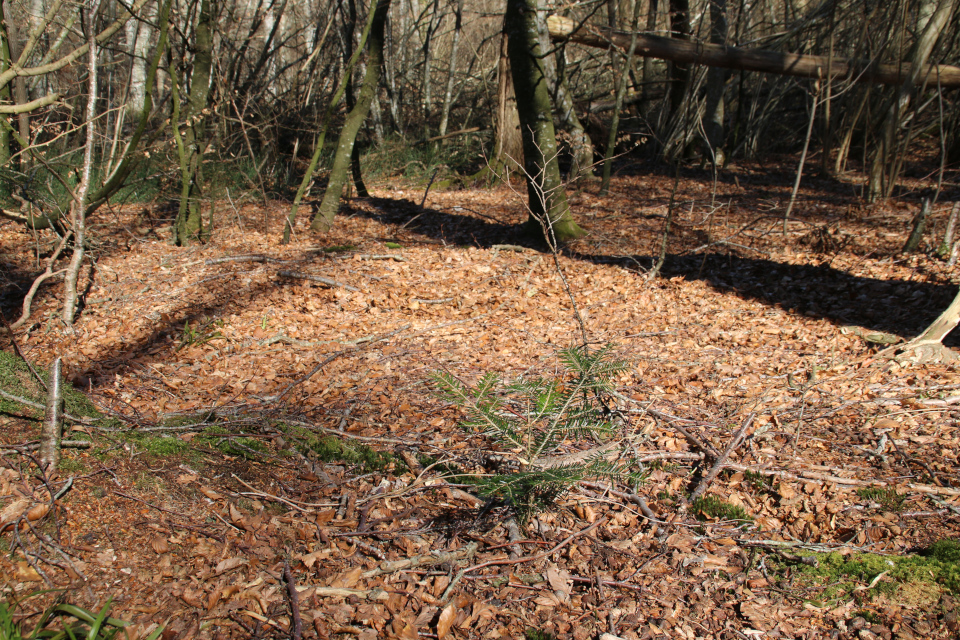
left=0, top=593, right=162, bottom=640
left=433, top=344, right=628, bottom=522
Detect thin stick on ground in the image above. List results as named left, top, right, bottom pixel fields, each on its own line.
left=39, top=358, right=63, bottom=472
left=283, top=560, right=303, bottom=640
left=686, top=412, right=756, bottom=505
left=441, top=516, right=606, bottom=602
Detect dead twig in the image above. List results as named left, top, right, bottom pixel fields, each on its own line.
left=362, top=541, right=478, bottom=579
left=441, top=517, right=607, bottom=602
left=580, top=481, right=660, bottom=522
left=272, top=324, right=410, bottom=402
left=283, top=560, right=303, bottom=640
left=278, top=270, right=359, bottom=292
left=0, top=440, right=91, bottom=453
left=0, top=389, right=94, bottom=424
left=686, top=413, right=756, bottom=506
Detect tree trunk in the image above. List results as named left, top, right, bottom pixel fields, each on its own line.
left=126, top=1, right=155, bottom=116
left=867, top=0, right=957, bottom=202
left=0, top=2, right=32, bottom=166
left=667, top=0, right=690, bottom=115
left=285, top=0, right=381, bottom=241
left=534, top=9, right=593, bottom=181
left=506, top=0, right=584, bottom=243
left=702, top=0, right=728, bottom=163
left=600, top=0, right=643, bottom=195
left=437, top=0, right=463, bottom=140
left=63, top=0, right=101, bottom=326
left=420, top=0, right=441, bottom=137
left=492, top=27, right=523, bottom=175
left=174, top=0, right=215, bottom=246
left=311, top=0, right=390, bottom=231
left=640, top=0, right=658, bottom=115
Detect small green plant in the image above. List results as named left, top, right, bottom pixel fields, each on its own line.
left=433, top=344, right=628, bottom=521
left=0, top=594, right=163, bottom=640
left=524, top=630, right=556, bottom=640
left=178, top=318, right=225, bottom=351
left=691, top=496, right=752, bottom=523
left=856, top=487, right=905, bottom=511
left=384, top=242, right=402, bottom=249
left=278, top=424, right=397, bottom=472
left=323, top=244, right=357, bottom=253
left=744, top=470, right=774, bottom=492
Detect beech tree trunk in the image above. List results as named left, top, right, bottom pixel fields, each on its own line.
left=534, top=9, right=593, bottom=181
left=506, top=0, right=584, bottom=243
left=311, top=0, right=390, bottom=231
left=867, top=0, right=957, bottom=202
left=174, top=0, right=215, bottom=245
left=702, top=0, right=728, bottom=162
left=492, top=28, right=523, bottom=175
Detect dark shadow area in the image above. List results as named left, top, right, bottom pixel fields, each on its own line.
left=344, top=196, right=533, bottom=249
left=656, top=252, right=960, bottom=346
left=346, top=195, right=959, bottom=345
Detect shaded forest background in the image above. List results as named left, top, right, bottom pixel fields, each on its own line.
left=0, top=0, right=958, bottom=276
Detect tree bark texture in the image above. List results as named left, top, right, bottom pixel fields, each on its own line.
left=507, top=0, right=584, bottom=243
left=546, top=14, right=960, bottom=88
left=492, top=28, right=523, bottom=174
left=311, top=0, right=390, bottom=231
left=39, top=358, right=63, bottom=472
left=867, top=0, right=957, bottom=202
left=534, top=9, right=593, bottom=180
left=174, top=0, right=215, bottom=246
left=702, top=0, right=728, bottom=160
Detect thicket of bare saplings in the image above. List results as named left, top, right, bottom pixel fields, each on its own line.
left=0, top=0, right=957, bottom=317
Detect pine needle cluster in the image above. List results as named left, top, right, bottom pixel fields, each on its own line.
left=433, top=344, right=629, bottom=520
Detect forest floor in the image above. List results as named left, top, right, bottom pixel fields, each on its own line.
left=1, top=160, right=960, bottom=640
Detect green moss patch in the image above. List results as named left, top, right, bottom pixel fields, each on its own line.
left=771, top=539, right=960, bottom=607
left=0, top=350, right=106, bottom=423
left=279, top=423, right=397, bottom=472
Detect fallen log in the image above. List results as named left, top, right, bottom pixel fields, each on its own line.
left=547, top=15, right=960, bottom=89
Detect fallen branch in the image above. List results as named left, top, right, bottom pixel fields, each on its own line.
left=686, top=413, right=755, bottom=505
left=580, top=481, right=660, bottom=522
left=362, top=541, right=479, bottom=579
left=283, top=560, right=303, bottom=640
left=39, top=359, right=63, bottom=472
left=547, top=14, right=960, bottom=87
left=0, top=389, right=93, bottom=424
left=355, top=254, right=406, bottom=262
left=441, top=517, right=607, bottom=602
left=0, top=440, right=91, bottom=453
left=205, top=254, right=289, bottom=265
left=278, top=270, right=359, bottom=292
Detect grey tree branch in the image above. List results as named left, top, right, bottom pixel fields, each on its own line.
left=39, top=358, right=63, bottom=472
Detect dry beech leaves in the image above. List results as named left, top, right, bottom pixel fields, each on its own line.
left=1, top=174, right=959, bottom=638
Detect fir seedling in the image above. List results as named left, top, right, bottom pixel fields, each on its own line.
left=434, top=344, right=628, bottom=521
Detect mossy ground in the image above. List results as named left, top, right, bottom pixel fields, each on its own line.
left=0, top=350, right=107, bottom=424
left=771, top=539, right=960, bottom=608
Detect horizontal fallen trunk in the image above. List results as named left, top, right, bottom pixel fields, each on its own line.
left=547, top=15, right=960, bottom=88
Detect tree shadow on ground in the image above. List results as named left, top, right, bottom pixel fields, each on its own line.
left=348, top=196, right=958, bottom=345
